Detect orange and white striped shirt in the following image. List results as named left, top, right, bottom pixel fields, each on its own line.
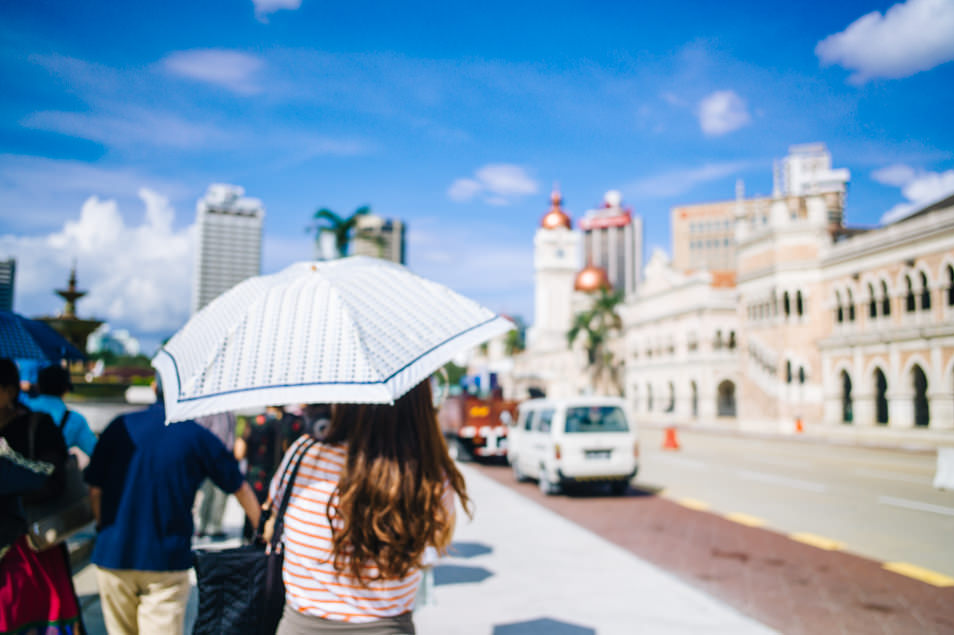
left=268, top=436, right=451, bottom=623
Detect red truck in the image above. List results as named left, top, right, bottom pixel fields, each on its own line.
left=438, top=391, right=519, bottom=462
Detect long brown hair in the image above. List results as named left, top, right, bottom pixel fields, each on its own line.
left=323, top=379, right=470, bottom=584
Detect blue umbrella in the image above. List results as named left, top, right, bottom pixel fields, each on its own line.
left=0, top=310, right=86, bottom=363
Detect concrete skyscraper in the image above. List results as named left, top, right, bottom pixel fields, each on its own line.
left=0, top=258, right=15, bottom=311
left=579, top=190, right=643, bottom=297
left=192, top=184, right=264, bottom=314
left=353, top=214, right=407, bottom=264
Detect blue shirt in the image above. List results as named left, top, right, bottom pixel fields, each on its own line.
left=84, top=403, right=244, bottom=571
left=21, top=394, right=98, bottom=457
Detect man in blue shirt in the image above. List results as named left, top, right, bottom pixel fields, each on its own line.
left=22, top=365, right=97, bottom=462
left=85, top=384, right=260, bottom=635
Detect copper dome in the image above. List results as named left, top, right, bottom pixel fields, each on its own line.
left=574, top=263, right=612, bottom=293
left=540, top=189, right=572, bottom=230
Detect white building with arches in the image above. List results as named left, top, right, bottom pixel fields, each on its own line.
left=819, top=194, right=954, bottom=433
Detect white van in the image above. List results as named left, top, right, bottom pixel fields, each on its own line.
left=508, top=397, right=639, bottom=496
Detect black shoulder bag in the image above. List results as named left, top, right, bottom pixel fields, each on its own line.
left=192, top=437, right=318, bottom=635
left=23, top=411, right=94, bottom=552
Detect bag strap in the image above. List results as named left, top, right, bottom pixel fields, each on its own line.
left=269, top=437, right=318, bottom=552
left=59, top=409, right=70, bottom=432
left=27, top=412, right=40, bottom=460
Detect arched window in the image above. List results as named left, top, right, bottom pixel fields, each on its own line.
left=665, top=382, right=675, bottom=412
left=841, top=370, right=853, bottom=424
left=798, top=366, right=806, bottom=384
left=868, top=283, right=877, bottom=319
left=647, top=384, right=653, bottom=411
left=920, top=271, right=931, bottom=310
left=881, top=280, right=891, bottom=316
left=796, top=291, right=804, bottom=316
left=714, top=330, right=723, bottom=350
left=690, top=381, right=699, bottom=418
left=905, top=275, right=916, bottom=312
left=835, top=290, right=844, bottom=323
left=947, top=265, right=954, bottom=306
left=847, top=289, right=856, bottom=322
left=874, top=368, right=888, bottom=425
left=912, top=365, right=929, bottom=427
left=783, top=292, right=791, bottom=317
left=728, top=331, right=736, bottom=350
left=717, top=380, right=736, bottom=417
left=785, top=360, right=792, bottom=384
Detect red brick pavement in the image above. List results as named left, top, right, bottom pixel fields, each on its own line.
left=473, top=464, right=954, bottom=635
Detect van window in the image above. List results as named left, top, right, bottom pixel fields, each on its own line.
left=564, top=406, right=628, bottom=433
left=535, top=409, right=554, bottom=433
left=522, top=410, right=536, bottom=431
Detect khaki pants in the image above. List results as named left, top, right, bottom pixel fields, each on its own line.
left=96, top=567, right=191, bottom=635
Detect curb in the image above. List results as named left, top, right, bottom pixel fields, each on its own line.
left=639, top=421, right=944, bottom=454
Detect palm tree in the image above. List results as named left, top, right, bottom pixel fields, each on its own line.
left=310, top=206, right=372, bottom=258
left=567, top=287, right=624, bottom=394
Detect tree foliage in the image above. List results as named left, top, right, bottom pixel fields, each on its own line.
left=310, top=206, right=372, bottom=258
left=567, top=287, right=624, bottom=394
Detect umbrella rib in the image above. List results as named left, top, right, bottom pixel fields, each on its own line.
left=164, top=315, right=501, bottom=403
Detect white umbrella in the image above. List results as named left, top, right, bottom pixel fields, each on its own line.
left=153, top=257, right=513, bottom=423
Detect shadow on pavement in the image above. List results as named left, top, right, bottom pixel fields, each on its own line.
left=433, top=564, right=493, bottom=586
left=492, top=617, right=596, bottom=634
left=448, top=541, right=493, bottom=559
left=563, top=482, right=664, bottom=498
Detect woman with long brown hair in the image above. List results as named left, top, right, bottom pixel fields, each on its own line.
left=267, top=378, right=469, bottom=634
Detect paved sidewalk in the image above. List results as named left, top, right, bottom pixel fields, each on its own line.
left=74, top=464, right=773, bottom=634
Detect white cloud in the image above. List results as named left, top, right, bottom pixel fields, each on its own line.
left=0, top=154, right=192, bottom=233
left=871, top=163, right=918, bottom=187
left=879, top=167, right=954, bottom=223
left=624, top=160, right=754, bottom=199
left=253, top=0, right=301, bottom=21
left=0, top=189, right=194, bottom=343
left=697, top=90, right=751, bottom=136
left=23, top=108, right=232, bottom=149
left=816, top=0, right=954, bottom=83
left=163, top=49, right=265, bottom=95
left=447, top=164, right=538, bottom=205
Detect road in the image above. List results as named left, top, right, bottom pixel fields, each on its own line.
left=473, top=431, right=954, bottom=634
left=634, top=427, right=954, bottom=579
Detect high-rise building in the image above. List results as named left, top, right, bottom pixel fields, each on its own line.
left=353, top=214, right=407, bottom=264
left=579, top=190, right=643, bottom=297
left=0, top=258, right=14, bottom=311
left=671, top=143, right=849, bottom=274
left=192, top=184, right=264, bottom=314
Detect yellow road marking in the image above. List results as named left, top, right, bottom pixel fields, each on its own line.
left=677, top=498, right=710, bottom=511
left=725, top=512, right=766, bottom=527
left=789, top=532, right=843, bottom=551
left=883, top=562, right=954, bottom=587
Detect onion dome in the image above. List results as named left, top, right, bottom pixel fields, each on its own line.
left=541, top=188, right=572, bottom=230
left=574, top=263, right=612, bottom=293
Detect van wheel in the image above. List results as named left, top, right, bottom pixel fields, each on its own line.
left=538, top=469, right=560, bottom=496
left=449, top=439, right=473, bottom=463
left=610, top=480, right=629, bottom=496
left=511, top=457, right=528, bottom=482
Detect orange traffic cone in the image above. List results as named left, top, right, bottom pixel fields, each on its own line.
left=795, top=418, right=804, bottom=433
left=662, top=426, right=680, bottom=450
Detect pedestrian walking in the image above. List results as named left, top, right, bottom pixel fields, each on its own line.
left=266, top=379, right=469, bottom=634
left=22, top=364, right=98, bottom=467
left=194, top=410, right=237, bottom=539
left=84, top=382, right=261, bottom=635
left=0, top=358, right=83, bottom=635
left=234, top=407, right=284, bottom=541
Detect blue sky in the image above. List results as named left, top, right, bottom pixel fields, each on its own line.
left=1, top=0, right=953, bottom=351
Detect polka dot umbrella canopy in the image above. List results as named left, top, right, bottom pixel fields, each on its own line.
left=153, top=257, right=513, bottom=423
